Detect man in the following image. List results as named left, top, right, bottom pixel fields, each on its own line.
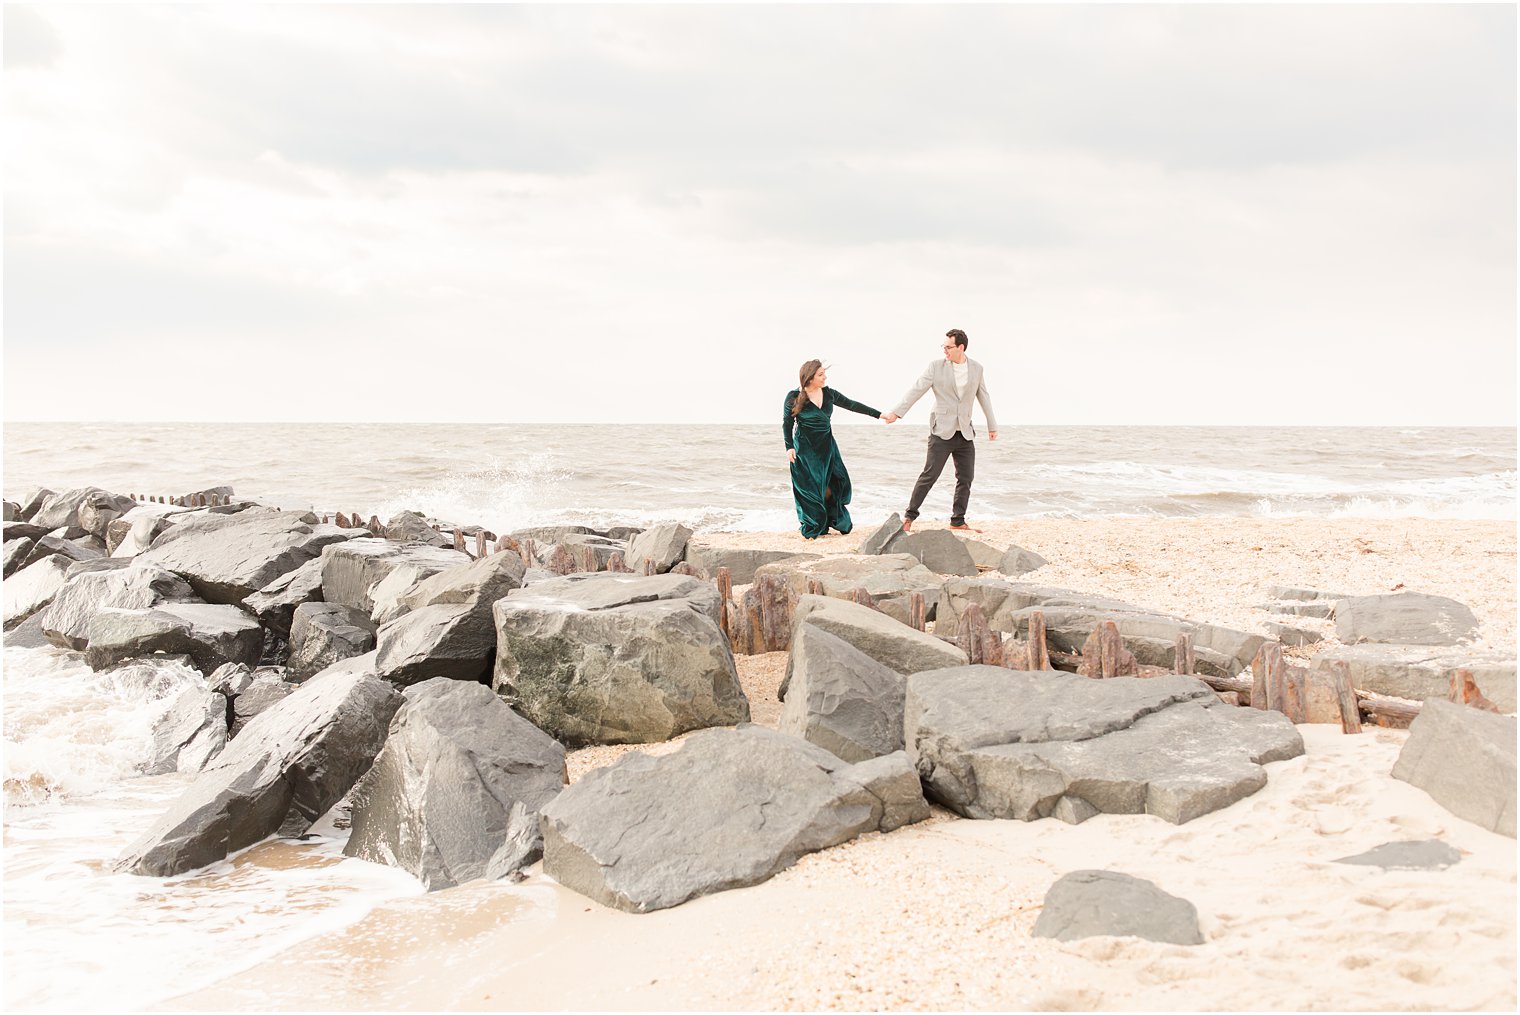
left=882, top=329, right=998, bottom=532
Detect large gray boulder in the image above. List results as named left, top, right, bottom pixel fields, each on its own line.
left=373, top=603, right=495, bottom=687
left=779, top=623, right=907, bottom=763
left=384, top=510, right=451, bottom=547
left=229, top=671, right=296, bottom=736
left=1335, top=592, right=1481, bottom=646
left=32, top=487, right=133, bottom=538
left=787, top=594, right=966, bottom=684
left=891, top=529, right=978, bottom=577
left=116, top=671, right=404, bottom=876
left=997, top=543, right=1048, bottom=577
left=394, top=550, right=527, bottom=618
left=1313, top=644, right=1516, bottom=714
left=84, top=603, right=264, bottom=675
left=756, top=554, right=945, bottom=627
left=1032, top=870, right=1204, bottom=945
left=288, top=603, right=376, bottom=682
left=319, top=538, right=469, bottom=613
left=21, top=534, right=102, bottom=571
left=3, top=555, right=76, bottom=629
left=3, top=537, right=36, bottom=578
left=5, top=613, right=52, bottom=649
left=493, top=572, right=748, bottom=745
left=540, top=726, right=929, bottom=912
left=906, top=666, right=1304, bottom=824
left=344, top=678, right=567, bottom=890
left=243, top=558, right=325, bottom=641
left=17, top=488, right=54, bottom=522
left=144, top=687, right=229, bottom=775
left=684, top=539, right=819, bottom=585
left=2, top=501, right=17, bottom=522
left=623, top=522, right=692, bottom=574
left=1391, top=699, right=1515, bottom=837
left=1334, top=839, right=1463, bottom=871
left=136, top=509, right=356, bottom=605
left=858, top=514, right=905, bottom=556
left=37, top=562, right=197, bottom=650
left=109, top=511, right=177, bottom=558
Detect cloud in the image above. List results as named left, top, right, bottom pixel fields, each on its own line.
left=3, top=6, right=62, bottom=70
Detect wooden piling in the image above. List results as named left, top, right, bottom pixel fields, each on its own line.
left=1448, top=668, right=1501, bottom=712
left=1325, top=660, right=1362, bottom=734
left=606, top=551, right=629, bottom=573
left=453, top=529, right=466, bottom=553
left=1027, top=610, right=1050, bottom=671
left=908, top=591, right=926, bottom=632
left=716, top=566, right=733, bottom=642
left=1283, top=665, right=1307, bottom=724
left=1078, top=620, right=1136, bottom=678
left=1174, top=632, right=1195, bottom=675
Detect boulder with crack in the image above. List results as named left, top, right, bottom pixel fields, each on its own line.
left=116, top=671, right=403, bottom=876
left=288, top=602, right=377, bottom=682
left=540, top=725, right=928, bottom=912
left=344, top=678, right=567, bottom=890
left=493, top=572, right=748, bottom=745
left=906, top=666, right=1304, bottom=824
left=683, top=539, right=819, bottom=585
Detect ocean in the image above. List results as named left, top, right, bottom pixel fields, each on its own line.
left=2, top=422, right=1514, bottom=1009
left=4, top=423, right=1515, bottom=533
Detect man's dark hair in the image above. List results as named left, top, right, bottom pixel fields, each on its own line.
left=946, top=328, right=968, bottom=349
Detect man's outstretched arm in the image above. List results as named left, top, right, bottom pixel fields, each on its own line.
left=887, top=362, right=937, bottom=422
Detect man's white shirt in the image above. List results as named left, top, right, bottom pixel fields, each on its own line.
left=952, top=359, right=969, bottom=397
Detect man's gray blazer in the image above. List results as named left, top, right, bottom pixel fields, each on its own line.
left=891, top=357, right=998, bottom=440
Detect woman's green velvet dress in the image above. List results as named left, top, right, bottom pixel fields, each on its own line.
left=783, top=386, right=882, bottom=539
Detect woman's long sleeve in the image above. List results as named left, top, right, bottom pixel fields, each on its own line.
left=828, top=388, right=882, bottom=419
left=782, top=390, right=798, bottom=449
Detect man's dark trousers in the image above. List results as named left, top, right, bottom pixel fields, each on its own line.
left=905, top=432, right=975, bottom=527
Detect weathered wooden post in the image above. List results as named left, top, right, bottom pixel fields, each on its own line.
left=908, top=591, right=926, bottom=632
left=1283, top=665, right=1307, bottom=724
left=956, top=604, right=992, bottom=665
left=544, top=543, right=575, bottom=575
left=520, top=537, right=537, bottom=569
left=1174, top=632, right=1195, bottom=675
left=848, top=587, right=882, bottom=612
left=1252, top=643, right=1286, bottom=713
left=716, top=566, right=733, bottom=644
left=605, top=551, right=629, bottom=572
left=453, top=529, right=466, bottom=553
left=671, top=561, right=707, bottom=579
left=335, top=511, right=350, bottom=529
left=1027, top=610, right=1050, bottom=671
left=369, top=516, right=384, bottom=535
left=1448, top=668, right=1501, bottom=712
left=475, top=531, right=488, bottom=557
left=1079, top=621, right=1136, bottom=678
left=1326, top=660, right=1361, bottom=734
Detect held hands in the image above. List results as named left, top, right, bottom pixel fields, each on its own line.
left=881, top=413, right=898, bottom=424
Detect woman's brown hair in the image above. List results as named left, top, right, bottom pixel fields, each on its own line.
left=792, top=359, right=823, bottom=416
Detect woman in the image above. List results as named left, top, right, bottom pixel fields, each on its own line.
left=783, top=359, right=886, bottom=539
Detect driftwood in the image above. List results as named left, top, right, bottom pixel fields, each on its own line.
left=1078, top=621, right=1138, bottom=679
left=1193, top=672, right=1252, bottom=699
left=1355, top=690, right=1421, bottom=728
left=1027, top=611, right=1050, bottom=671
left=955, top=603, right=1004, bottom=666
left=1449, top=668, right=1501, bottom=712
left=908, top=592, right=926, bottom=632
left=716, top=567, right=733, bottom=640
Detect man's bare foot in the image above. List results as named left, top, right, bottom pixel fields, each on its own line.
left=949, top=523, right=982, bottom=534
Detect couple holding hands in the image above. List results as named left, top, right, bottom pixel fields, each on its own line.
left=783, top=328, right=997, bottom=540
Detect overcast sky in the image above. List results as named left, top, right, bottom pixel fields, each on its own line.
left=4, top=4, right=1515, bottom=425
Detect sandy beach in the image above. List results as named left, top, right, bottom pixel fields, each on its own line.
left=159, top=516, right=1517, bottom=1012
